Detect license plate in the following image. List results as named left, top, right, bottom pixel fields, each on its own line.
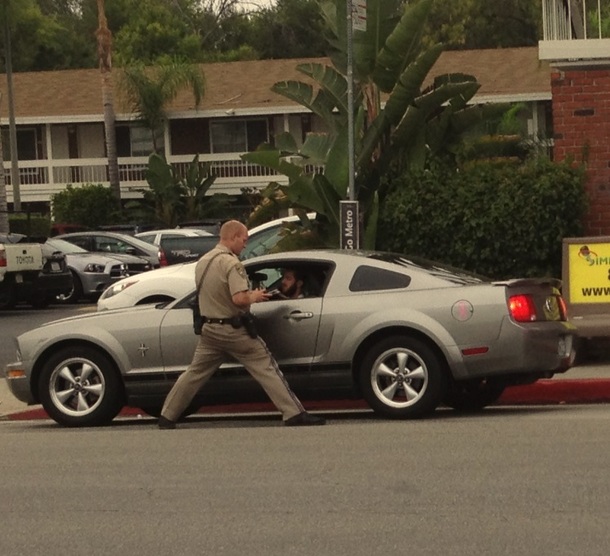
left=51, top=262, right=60, bottom=272
left=558, top=336, right=572, bottom=357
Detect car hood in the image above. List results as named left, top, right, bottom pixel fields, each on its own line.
left=25, top=304, right=158, bottom=335
left=113, top=261, right=195, bottom=284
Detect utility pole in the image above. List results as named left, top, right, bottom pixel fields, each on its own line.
left=0, top=92, right=9, bottom=233
left=2, top=1, right=20, bottom=212
left=340, top=0, right=364, bottom=250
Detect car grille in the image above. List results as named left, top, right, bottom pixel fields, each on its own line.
left=109, top=263, right=150, bottom=278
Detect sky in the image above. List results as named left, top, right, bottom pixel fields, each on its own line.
left=239, top=0, right=277, bottom=8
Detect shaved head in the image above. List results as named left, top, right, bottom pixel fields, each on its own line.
left=220, top=220, right=247, bottom=240
left=219, top=220, right=249, bottom=255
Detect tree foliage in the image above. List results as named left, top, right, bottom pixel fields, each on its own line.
left=0, top=0, right=561, bottom=72
left=243, top=0, right=505, bottom=249
left=51, top=183, right=121, bottom=227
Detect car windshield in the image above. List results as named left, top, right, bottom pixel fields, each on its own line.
left=368, top=253, right=488, bottom=285
left=46, top=238, right=88, bottom=254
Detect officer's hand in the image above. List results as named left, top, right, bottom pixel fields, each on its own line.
left=250, top=288, right=271, bottom=303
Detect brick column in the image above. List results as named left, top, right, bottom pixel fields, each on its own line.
left=551, top=66, right=610, bottom=235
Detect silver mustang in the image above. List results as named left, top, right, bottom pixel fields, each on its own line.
left=5, top=250, right=577, bottom=427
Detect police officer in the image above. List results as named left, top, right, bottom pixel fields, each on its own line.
left=158, top=220, right=326, bottom=429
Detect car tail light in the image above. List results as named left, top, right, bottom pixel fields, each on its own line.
left=509, top=294, right=537, bottom=322
left=0, top=248, right=6, bottom=267
left=158, top=248, right=168, bottom=267
left=557, top=295, right=568, bottom=320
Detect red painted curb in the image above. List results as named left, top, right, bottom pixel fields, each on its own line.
left=4, top=379, right=610, bottom=421
left=498, top=379, right=610, bottom=405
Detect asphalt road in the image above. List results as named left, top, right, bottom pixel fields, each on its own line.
left=1, top=405, right=609, bottom=555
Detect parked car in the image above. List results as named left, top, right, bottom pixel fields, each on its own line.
left=50, top=223, right=89, bottom=236
left=46, top=238, right=153, bottom=303
left=176, top=220, right=222, bottom=235
left=56, top=231, right=160, bottom=267
left=241, top=213, right=315, bottom=260
left=98, top=262, right=195, bottom=310
left=135, top=228, right=213, bottom=246
left=7, top=250, right=576, bottom=427
left=98, top=215, right=310, bottom=309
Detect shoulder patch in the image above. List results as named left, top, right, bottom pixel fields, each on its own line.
left=236, top=265, right=247, bottom=279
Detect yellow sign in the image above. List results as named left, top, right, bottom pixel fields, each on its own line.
left=568, top=242, right=610, bottom=303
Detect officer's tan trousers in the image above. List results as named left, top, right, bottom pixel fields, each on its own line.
left=161, top=323, right=304, bottom=422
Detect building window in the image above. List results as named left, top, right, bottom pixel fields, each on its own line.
left=2, top=128, right=39, bottom=161
left=210, top=119, right=268, bottom=153
left=116, top=124, right=159, bottom=157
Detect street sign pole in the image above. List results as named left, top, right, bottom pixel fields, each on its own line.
left=343, top=0, right=365, bottom=249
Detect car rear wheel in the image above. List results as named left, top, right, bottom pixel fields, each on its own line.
left=359, top=335, right=448, bottom=418
left=443, top=380, right=505, bottom=412
left=56, top=271, right=82, bottom=304
left=38, top=346, right=125, bottom=427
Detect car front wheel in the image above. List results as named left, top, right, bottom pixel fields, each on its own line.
left=359, top=335, right=448, bottom=419
left=38, top=346, right=125, bottom=427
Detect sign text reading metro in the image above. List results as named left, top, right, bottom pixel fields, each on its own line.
left=340, top=200, right=359, bottom=249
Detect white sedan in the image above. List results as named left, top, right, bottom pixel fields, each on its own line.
left=98, top=215, right=311, bottom=310
left=98, top=262, right=195, bottom=311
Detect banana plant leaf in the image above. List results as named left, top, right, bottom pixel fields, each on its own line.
left=272, top=80, right=339, bottom=132
left=352, top=0, right=404, bottom=79
left=241, top=148, right=303, bottom=181
left=372, top=0, right=434, bottom=93
left=296, top=63, right=349, bottom=118
left=358, top=45, right=444, bottom=166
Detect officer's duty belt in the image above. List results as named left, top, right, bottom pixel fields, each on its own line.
left=203, top=316, right=241, bottom=326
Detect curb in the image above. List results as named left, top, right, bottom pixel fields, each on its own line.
left=3, top=378, right=610, bottom=422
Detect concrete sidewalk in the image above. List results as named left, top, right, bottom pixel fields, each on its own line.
left=2, top=362, right=609, bottom=422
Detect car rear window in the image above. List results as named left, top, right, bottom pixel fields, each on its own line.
left=367, top=253, right=487, bottom=285
left=349, top=265, right=411, bottom=292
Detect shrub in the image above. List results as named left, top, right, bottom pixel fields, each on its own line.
left=9, top=214, right=51, bottom=237
left=51, top=184, right=120, bottom=228
left=377, top=158, right=587, bottom=279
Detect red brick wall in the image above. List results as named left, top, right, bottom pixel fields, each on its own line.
left=551, top=67, right=610, bottom=235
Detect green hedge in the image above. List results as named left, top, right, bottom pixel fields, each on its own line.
left=376, top=158, right=587, bottom=279
left=51, top=184, right=120, bottom=228
left=9, top=214, right=51, bottom=237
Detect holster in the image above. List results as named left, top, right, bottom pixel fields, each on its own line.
left=240, top=312, right=258, bottom=338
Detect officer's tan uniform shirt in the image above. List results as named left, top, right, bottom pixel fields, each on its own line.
left=195, top=245, right=249, bottom=318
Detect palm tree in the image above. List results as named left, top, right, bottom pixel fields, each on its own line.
left=96, top=0, right=121, bottom=205
left=119, top=60, right=205, bottom=153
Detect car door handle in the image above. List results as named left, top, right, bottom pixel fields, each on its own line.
left=284, top=311, right=314, bottom=320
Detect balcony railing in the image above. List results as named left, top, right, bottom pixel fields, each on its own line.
left=540, top=0, right=610, bottom=60
left=2, top=153, right=323, bottom=204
